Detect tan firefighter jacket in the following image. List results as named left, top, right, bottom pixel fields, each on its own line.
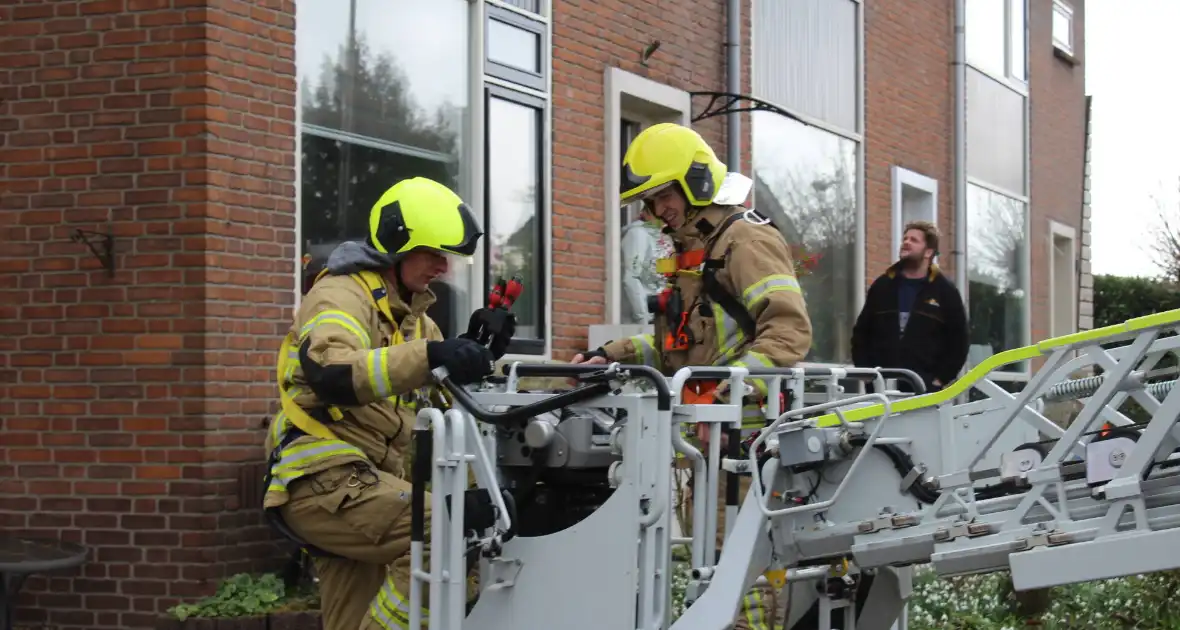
left=263, top=269, right=445, bottom=511
left=601, top=204, right=813, bottom=426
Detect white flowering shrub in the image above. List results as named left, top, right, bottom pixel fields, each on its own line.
left=908, top=565, right=1180, bottom=629
left=670, top=559, right=692, bottom=620
left=670, top=558, right=1180, bottom=628
left=908, top=567, right=1022, bottom=629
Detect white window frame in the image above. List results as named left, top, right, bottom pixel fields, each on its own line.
left=293, top=0, right=555, bottom=360
left=890, top=166, right=940, bottom=259
left=1052, top=0, right=1075, bottom=58
left=477, top=0, right=553, bottom=359
left=1048, top=219, right=1078, bottom=339
left=747, top=0, right=867, bottom=368
left=602, top=67, right=691, bottom=326
left=966, top=0, right=1028, bottom=91
left=965, top=178, right=1032, bottom=382
left=962, top=0, right=1031, bottom=382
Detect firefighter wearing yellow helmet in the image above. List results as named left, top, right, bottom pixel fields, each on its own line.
left=263, top=177, right=503, bottom=630
left=574, top=123, right=813, bottom=629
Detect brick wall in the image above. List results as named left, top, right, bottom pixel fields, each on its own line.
left=863, top=0, right=956, bottom=282
left=549, top=0, right=752, bottom=358
left=1030, top=0, right=1086, bottom=343
left=0, top=1, right=297, bottom=628
left=863, top=0, right=1088, bottom=346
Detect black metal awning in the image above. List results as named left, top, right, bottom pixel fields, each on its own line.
left=688, top=91, right=808, bottom=126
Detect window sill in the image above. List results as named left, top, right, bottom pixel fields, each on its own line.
left=1053, top=46, right=1078, bottom=67
left=505, top=338, right=546, bottom=356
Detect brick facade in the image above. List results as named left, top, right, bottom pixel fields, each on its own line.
left=0, top=1, right=1085, bottom=628
left=1030, top=0, right=1087, bottom=341
left=549, top=0, right=752, bottom=358
left=0, top=2, right=297, bottom=628
left=863, top=0, right=956, bottom=278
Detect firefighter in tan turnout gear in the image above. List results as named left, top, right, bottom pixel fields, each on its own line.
left=573, top=123, right=813, bottom=630
left=263, top=177, right=507, bottom=630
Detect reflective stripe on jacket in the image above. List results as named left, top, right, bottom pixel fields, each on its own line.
left=263, top=271, right=445, bottom=510
left=602, top=204, right=813, bottom=428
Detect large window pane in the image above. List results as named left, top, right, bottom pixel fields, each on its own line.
left=752, top=113, right=858, bottom=364
left=966, top=67, right=1026, bottom=196
left=967, top=0, right=1026, bottom=83
left=299, top=134, right=471, bottom=338
left=752, top=0, right=857, bottom=132
left=488, top=17, right=540, bottom=74
left=297, top=0, right=468, bottom=151
left=967, top=184, right=1028, bottom=372
left=296, top=0, right=471, bottom=339
left=966, top=0, right=1006, bottom=77
left=487, top=92, right=544, bottom=351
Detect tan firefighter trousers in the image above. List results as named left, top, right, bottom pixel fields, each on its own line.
left=280, top=463, right=477, bottom=630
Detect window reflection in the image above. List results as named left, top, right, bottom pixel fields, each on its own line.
left=296, top=0, right=471, bottom=339
left=487, top=95, right=542, bottom=346
left=297, top=0, right=467, bottom=150
left=966, top=184, right=1028, bottom=372
left=488, top=18, right=539, bottom=74
left=752, top=112, right=858, bottom=364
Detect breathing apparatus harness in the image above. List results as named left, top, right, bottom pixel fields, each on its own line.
left=647, top=207, right=771, bottom=352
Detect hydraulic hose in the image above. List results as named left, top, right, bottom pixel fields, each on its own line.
left=847, top=435, right=940, bottom=504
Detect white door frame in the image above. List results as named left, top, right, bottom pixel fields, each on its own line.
left=603, top=67, right=692, bottom=324
left=1048, top=219, right=1079, bottom=337
left=891, top=166, right=940, bottom=259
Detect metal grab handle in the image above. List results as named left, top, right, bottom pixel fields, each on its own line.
left=433, top=366, right=615, bottom=426
left=874, top=368, right=927, bottom=394
left=500, top=362, right=673, bottom=410
left=748, top=393, right=894, bottom=518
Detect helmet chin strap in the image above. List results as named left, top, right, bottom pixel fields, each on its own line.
left=389, top=261, right=415, bottom=303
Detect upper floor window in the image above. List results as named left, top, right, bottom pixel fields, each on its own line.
left=1052, top=0, right=1075, bottom=58
left=966, top=0, right=1026, bottom=83
left=497, top=0, right=541, bottom=15
left=482, top=0, right=550, bottom=355
left=295, top=0, right=473, bottom=338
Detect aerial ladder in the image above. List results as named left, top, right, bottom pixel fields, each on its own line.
left=406, top=308, right=1180, bottom=630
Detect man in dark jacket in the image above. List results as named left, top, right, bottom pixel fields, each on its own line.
left=851, top=221, right=968, bottom=393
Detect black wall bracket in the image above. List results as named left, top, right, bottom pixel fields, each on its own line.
left=71, top=228, right=115, bottom=277
left=688, top=91, right=808, bottom=126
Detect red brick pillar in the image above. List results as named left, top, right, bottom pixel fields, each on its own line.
left=0, top=2, right=297, bottom=628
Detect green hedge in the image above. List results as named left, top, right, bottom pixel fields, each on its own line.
left=1093, top=274, right=1180, bottom=328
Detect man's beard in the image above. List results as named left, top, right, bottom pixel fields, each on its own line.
left=899, top=254, right=925, bottom=270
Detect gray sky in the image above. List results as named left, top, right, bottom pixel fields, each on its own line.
left=1087, top=0, right=1180, bottom=278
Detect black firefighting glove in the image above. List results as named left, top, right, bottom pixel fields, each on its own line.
left=427, top=338, right=495, bottom=385
left=579, top=347, right=609, bottom=362
left=460, top=308, right=516, bottom=360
